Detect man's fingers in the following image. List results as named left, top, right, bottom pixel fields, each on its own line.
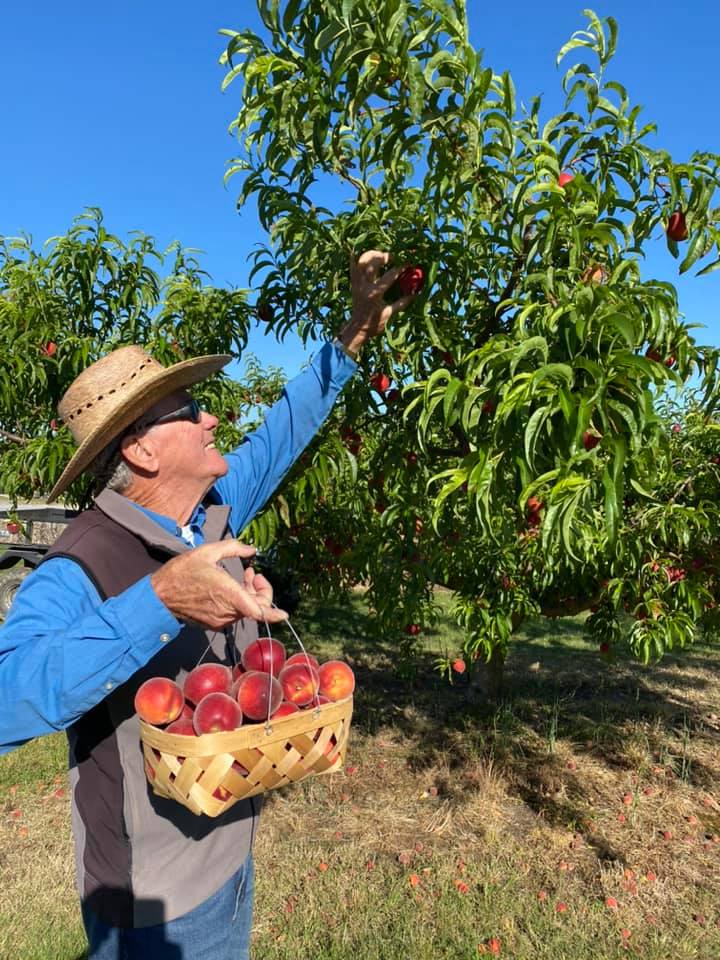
left=356, top=249, right=392, bottom=280
left=373, top=263, right=406, bottom=295
left=262, top=605, right=289, bottom=623
left=196, top=539, right=257, bottom=564
left=230, top=581, right=288, bottom=623
left=249, top=571, right=273, bottom=597
left=389, top=292, right=416, bottom=313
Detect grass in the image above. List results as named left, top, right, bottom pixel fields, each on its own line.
left=2, top=589, right=720, bottom=958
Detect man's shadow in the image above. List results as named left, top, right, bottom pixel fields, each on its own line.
left=72, top=893, right=182, bottom=959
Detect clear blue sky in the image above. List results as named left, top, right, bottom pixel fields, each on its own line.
left=1, top=2, right=718, bottom=374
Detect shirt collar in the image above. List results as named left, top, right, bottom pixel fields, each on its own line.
left=129, top=500, right=208, bottom=545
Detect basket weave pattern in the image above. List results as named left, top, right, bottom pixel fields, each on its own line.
left=140, top=696, right=353, bottom=817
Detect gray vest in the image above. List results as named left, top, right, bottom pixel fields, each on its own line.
left=44, top=488, right=261, bottom=928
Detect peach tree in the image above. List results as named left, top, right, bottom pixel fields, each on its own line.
left=222, top=1, right=720, bottom=685
left=0, top=209, right=285, bottom=512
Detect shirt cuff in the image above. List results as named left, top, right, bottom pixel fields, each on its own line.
left=332, top=338, right=359, bottom=363
left=105, top=574, right=182, bottom=669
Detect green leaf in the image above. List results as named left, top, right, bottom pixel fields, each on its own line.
left=314, top=20, right=348, bottom=52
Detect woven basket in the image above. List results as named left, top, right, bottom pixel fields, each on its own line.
left=139, top=696, right=353, bottom=817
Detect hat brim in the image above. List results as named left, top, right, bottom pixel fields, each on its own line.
left=46, top=354, right=231, bottom=502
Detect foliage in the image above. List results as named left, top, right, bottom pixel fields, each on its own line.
left=0, top=209, right=286, bottom=507
left=221, top=1, right=720, bottom=668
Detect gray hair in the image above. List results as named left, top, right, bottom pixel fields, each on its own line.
left=87, top=438, right=133, bottom=493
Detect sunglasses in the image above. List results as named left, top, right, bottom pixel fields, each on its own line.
left=140, top=398, right=203, bottom=429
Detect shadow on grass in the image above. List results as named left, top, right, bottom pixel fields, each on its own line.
left=293, top=594, right=720, bottom=861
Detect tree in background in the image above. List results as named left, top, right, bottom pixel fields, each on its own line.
left=219, top=1, right=720, bottom=687
left=0, top=209, right=285, bottom=510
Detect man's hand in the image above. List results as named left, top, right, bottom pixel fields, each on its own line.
left=338, top=250, right=416, bottom=358
left=150, top=540, right=288, bottom=630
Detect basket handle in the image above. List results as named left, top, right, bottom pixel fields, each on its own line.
left=257, top=606, right=323, bottom=730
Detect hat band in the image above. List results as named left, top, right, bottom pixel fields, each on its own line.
left=64, top=358, right=157, bottom=424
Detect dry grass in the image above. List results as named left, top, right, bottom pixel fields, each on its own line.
left=1, top=596, right=719, bottom=958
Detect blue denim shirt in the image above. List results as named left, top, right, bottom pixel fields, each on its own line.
left=0, top=342, right=356, bottom=753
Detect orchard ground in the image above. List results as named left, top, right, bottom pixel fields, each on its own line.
left=1, top=587, right=719, bottom=959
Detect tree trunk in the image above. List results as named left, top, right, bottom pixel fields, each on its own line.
left=470, top=645, right=505, bottom=700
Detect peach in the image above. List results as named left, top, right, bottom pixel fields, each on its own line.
left=279, top=662, right=320, bottom=707
left=241, top=636, right=287, bottom=674
left=179, top=702, right=195, bottom=721
left=193, top=692, right=243, bottom=734
left=318, top=660, right=355, bottom=701
left=235, top=670, right=283, bottom=721
left=165, top=717, right=197, bottom=736
left=285, top=652, right=320, bottom=671
left=314, top=728, right=338, bottom=757
left=271, top=701, right=300, bottom=720
left=134, top=677, right=184, bottom=726
left=183, top=663, right=232, bottom=705
left=232, top=663, right=246, bottom=682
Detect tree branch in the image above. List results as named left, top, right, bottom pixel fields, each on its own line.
left=0, top=428, right=29, bottom=445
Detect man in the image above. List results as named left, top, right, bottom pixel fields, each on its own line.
left=0, top=251, right=413, bottom=959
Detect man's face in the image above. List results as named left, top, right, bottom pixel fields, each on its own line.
left=130, top=390, right=229, bottom=492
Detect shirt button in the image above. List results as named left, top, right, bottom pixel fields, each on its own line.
left=160, top=633, right=171, bottom=644
left=105, top=682, right=113, bottom=691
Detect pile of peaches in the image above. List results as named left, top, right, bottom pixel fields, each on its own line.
left=134, top=636, right=355, bottom=735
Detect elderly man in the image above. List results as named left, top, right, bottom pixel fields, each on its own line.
left=0, top=252, right=413, bottom=959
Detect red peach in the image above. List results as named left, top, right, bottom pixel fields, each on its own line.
left=397, top=265, right=425, bottom=296
left=241, top=636, right=287, bottom=675
left=183, top=663, right=232, bottom=705
left=370, top=372, right=391, bottom=394
left=285, top=652, right=320, bottom=671
left=667, top=209, right=688, bottom=242
left=179, top=702, right=194, bottom=720
left=165, top=717, right=197, bottom=736
left=271, top=701, right=301, bottom=719
left=279, top=662, right=320, bottom=706
left=318, top=660, right=355, bottom=701
left=235, top=670, right=283, bottom=721
left=193, top=692, right=243, bottom=734
left=558, top=171, right=574, bottom=188
left=134, top=677, right=184, bottom=726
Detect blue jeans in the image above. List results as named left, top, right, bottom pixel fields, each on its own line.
left=81, top=853, right=255, bottom=960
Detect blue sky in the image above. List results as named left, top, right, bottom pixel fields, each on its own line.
left=1, top=2, right=718, bottom=375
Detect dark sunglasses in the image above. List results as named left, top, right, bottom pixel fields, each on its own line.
left=141, top=398, right=203, bottom=429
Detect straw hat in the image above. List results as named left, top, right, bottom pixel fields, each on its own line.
left=47, top=345, right=230, bottom=501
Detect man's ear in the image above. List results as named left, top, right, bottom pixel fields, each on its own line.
left=120, top=431, right=159, bottom=473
